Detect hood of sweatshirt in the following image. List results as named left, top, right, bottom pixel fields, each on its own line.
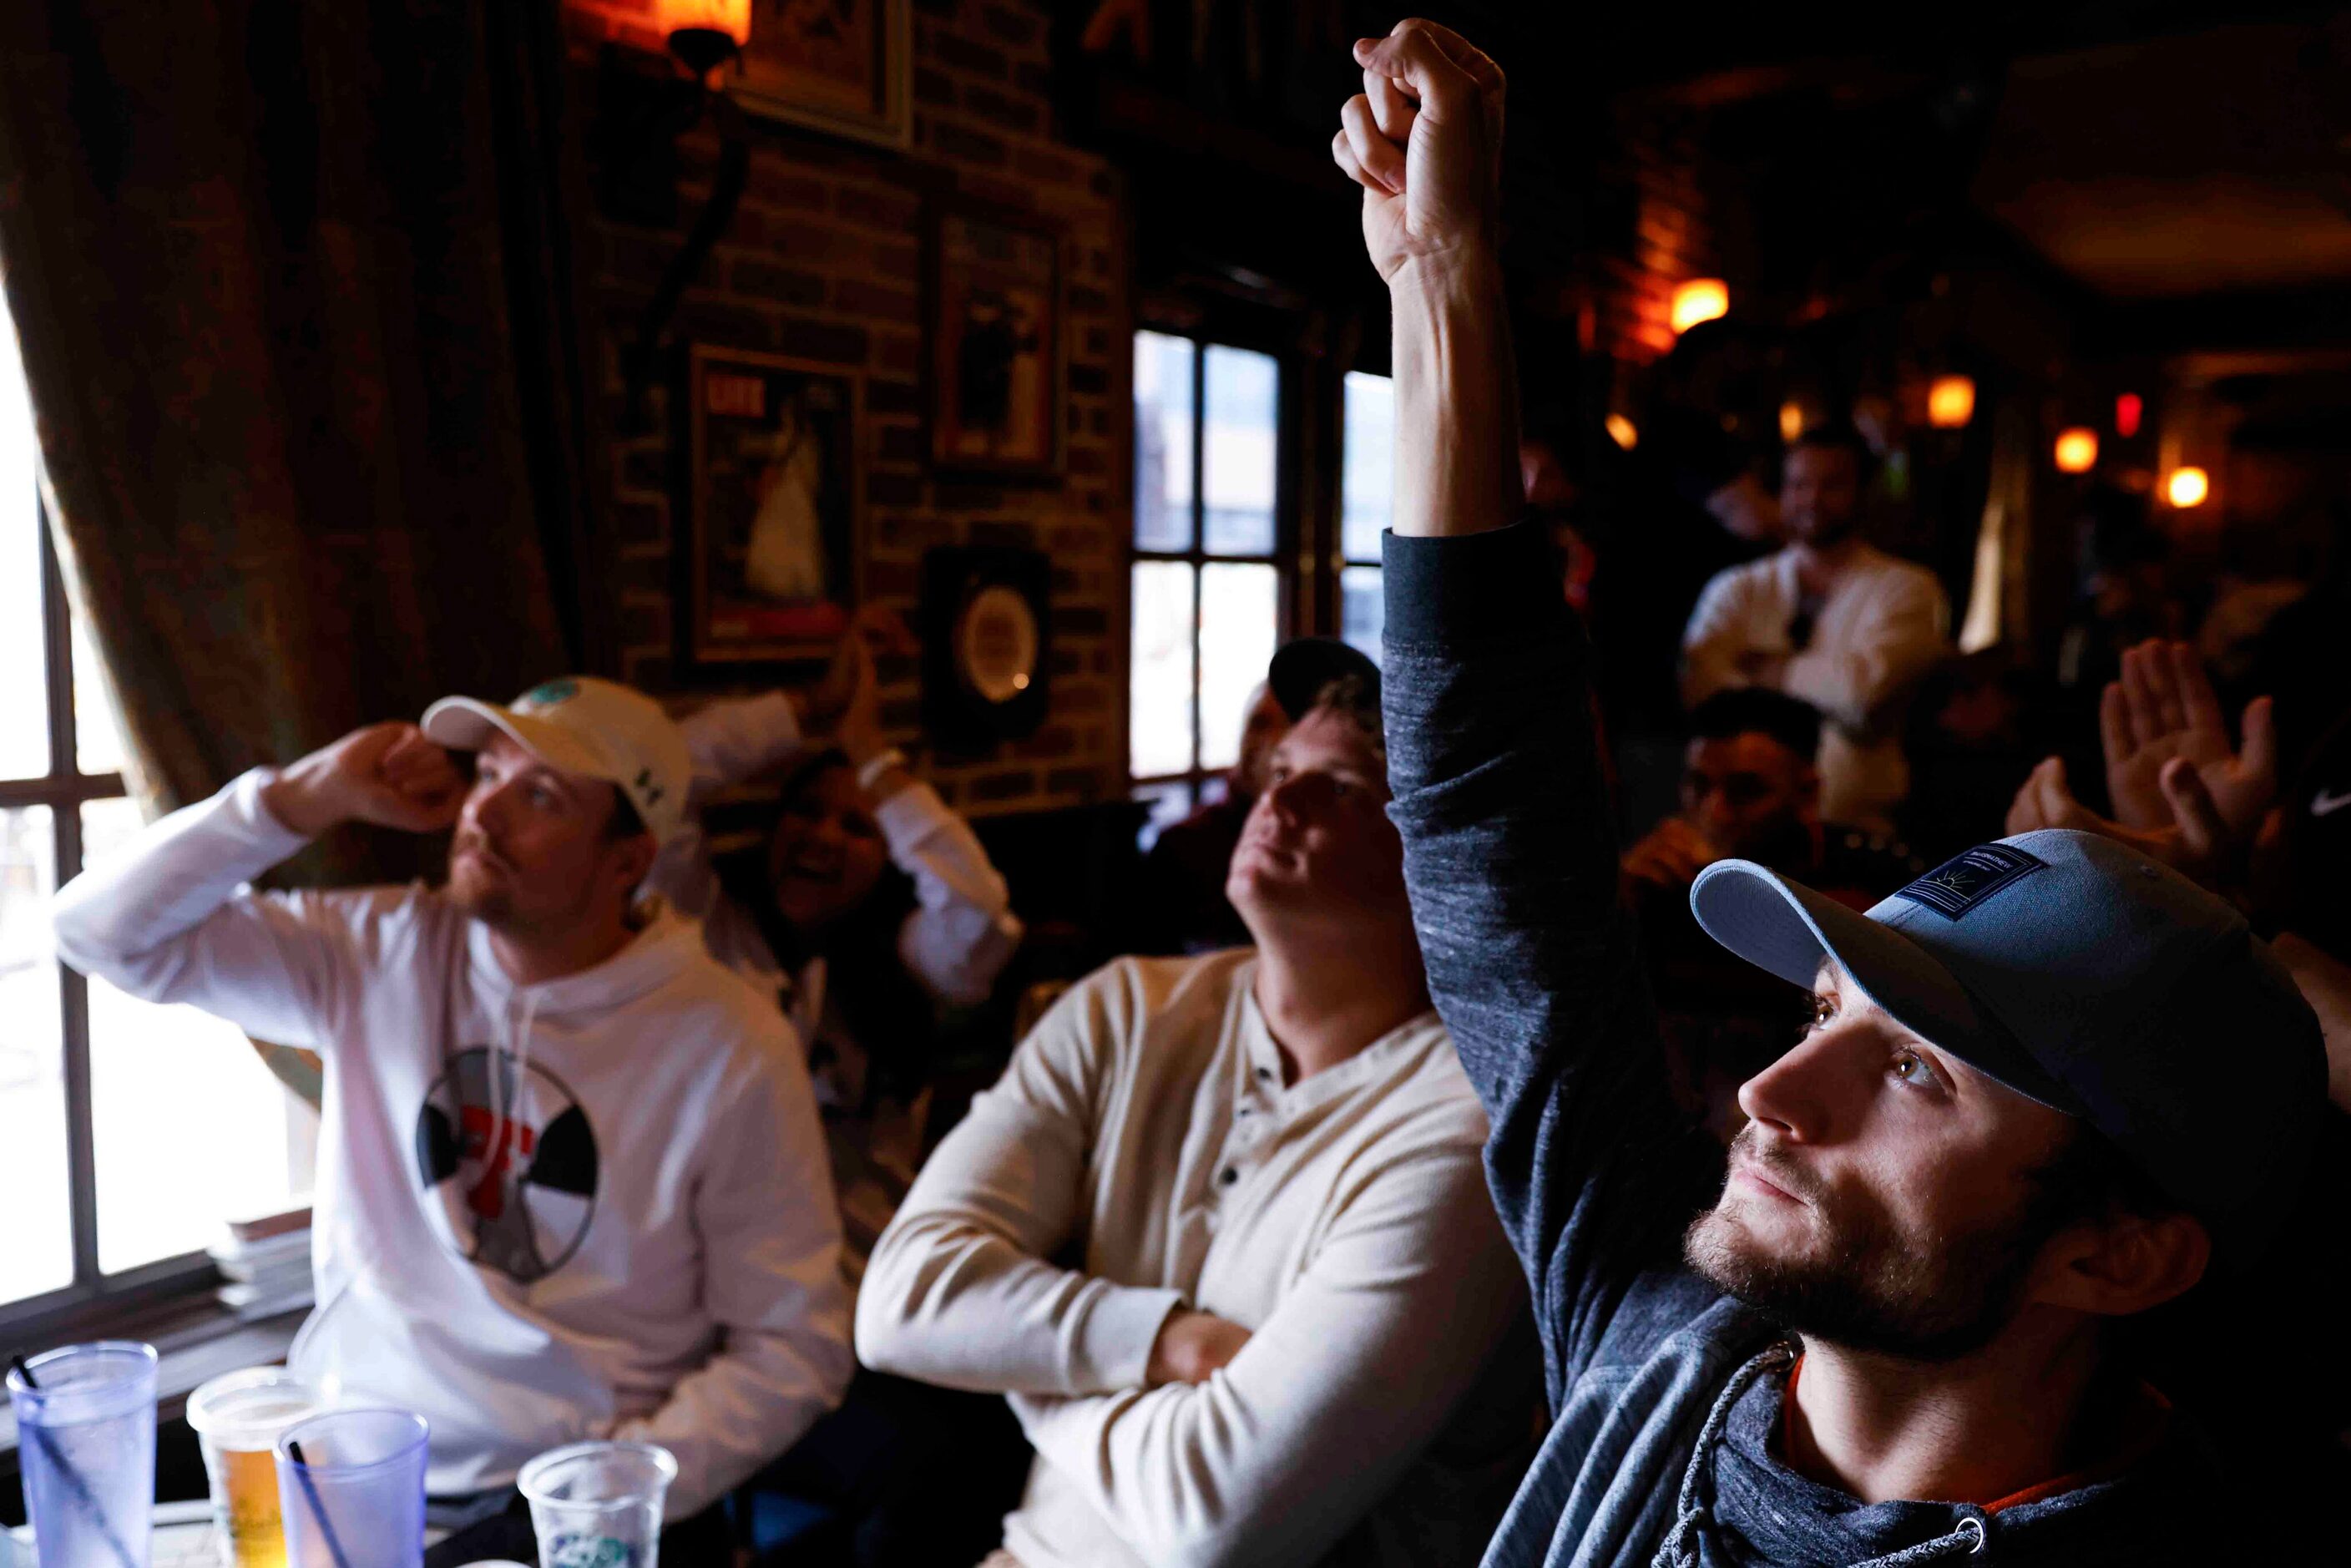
left=463, top=897, right=711, bottom=1016
left=1659, top=1343, right=2227, bottom=1566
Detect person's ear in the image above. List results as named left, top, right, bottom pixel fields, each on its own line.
left=609, top=831, right=658, bottom=896
left=2030, top=1210, right=2210, bottom=1318
left=1795, top=761, right=1821, bottom=808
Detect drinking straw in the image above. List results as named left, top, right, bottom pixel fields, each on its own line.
left=284, top=1438, right=356, bottom=1568
left=6, top=1354, right=141, bottom=1568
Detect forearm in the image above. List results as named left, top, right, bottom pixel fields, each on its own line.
left=856, top=1214, right=1181, bottom=1395
left=54, top=769, right=307, bottom=974
left=614, top=1328, right=852, bottom=1520
left=680, top=691, right=807, bottom=797
left=1389, top=255, right=1521, bottom=540
left=880, top=784, right=1023, bottom=1004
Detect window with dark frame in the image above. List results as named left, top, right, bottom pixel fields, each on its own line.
left=0, top=303, right=314, bottom=1336
left=1129, top=330, right=1284, bottom=833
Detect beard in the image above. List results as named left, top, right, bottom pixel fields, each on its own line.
left=1685, top=1126, right=2064, bottom=1363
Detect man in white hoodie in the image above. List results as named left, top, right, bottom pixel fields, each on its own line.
left=51, top=675, right=853, bottom=1549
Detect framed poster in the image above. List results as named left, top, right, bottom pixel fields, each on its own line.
left=730, top=0, right=913, bottom=149
left=930, top=205, right=1063, bottom=478
left=685, top=345, right=862, bottom=668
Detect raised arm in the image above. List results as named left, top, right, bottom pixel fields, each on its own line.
left=854, top=964, right=1185, bottom=1394
left=52, top=724, right=463, bottom=1049
left=1337, top=20, right=1721, bottom=1402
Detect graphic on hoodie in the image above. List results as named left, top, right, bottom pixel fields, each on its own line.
left=414, top=1048, right=599, bottom=1282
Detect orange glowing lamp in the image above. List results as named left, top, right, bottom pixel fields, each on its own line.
left=1926, top=375, right=1975, bottom=430
left=1605, top=413, right=1639, bottom=451
left=659, top=0, right=751, bottom=43
left=2053, top=428, right=2098, bottom=474
left=2166, top=467, right=2209, bottom=508
left=1778, top=401, right=1805, bottom=443
left=1670, top=279, right=1729, bottom=336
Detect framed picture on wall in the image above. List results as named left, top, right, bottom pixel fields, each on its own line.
left=930, top=204, right=1064, bottom=478
left=684, top=344, right=863, bottom=668
left=729, top=0, right=913, bottom=149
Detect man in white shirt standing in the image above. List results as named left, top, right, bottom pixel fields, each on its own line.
left=856, top=656, right=1534, bottom=1568
left=1682, top=425, right=1949, bottom=828
left=51, top=677, right=852, bottom=1554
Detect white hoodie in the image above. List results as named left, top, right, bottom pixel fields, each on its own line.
left=50, top=768, right=854, bottom=1519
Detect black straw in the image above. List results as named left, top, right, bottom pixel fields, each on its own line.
left=8, top=1353, right=141, bottom=1568
left=286, top=1438, right=356, bottom=1568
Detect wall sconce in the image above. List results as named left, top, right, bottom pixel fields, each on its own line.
left=1670, top=279, right=1729, bottom=336
left=2053, top=428, right=2098, bottom=473
left=2166, top=467, right=2210, bottom=508
left=2114, top=392, right=2143, bottom=439
left=1605, top=413, right=1640, bottom=451
left=607, top=3, right=756, bottom=431
left=1778, top=401, right=1806, bottom=444
left=1926, top=375, right=1975, bottom=430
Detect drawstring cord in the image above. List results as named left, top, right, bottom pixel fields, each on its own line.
left=1651, top=1339, right=1991, bottom=1567
left=1651, top=1340, right=1798, bottom=1568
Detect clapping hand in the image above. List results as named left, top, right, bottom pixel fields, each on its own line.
left=2101, top=639, right=2277, bottom=837
left=797, top=605, right=915, bottom=736
left=2010, top=644, right=2278, bottom=893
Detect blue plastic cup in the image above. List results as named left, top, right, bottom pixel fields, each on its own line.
left=271, top=1409, right=428, bottom=1568
left=7, top=1341, right=159, bottom=1568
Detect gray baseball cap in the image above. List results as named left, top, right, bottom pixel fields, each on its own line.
left=1691, top=829, right=2326, bottom=1263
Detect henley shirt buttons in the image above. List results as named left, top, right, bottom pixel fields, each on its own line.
left=1220, top=1166, right=1238, bottom=1186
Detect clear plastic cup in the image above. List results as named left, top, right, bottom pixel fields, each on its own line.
left=7, top=1341, right=159, bottom=1568
left=515, top=1443, right=675, bottom=1568
left=185, top=1368, right=321, bottom=1568
left=271, top=1409, right=428, bottom=1568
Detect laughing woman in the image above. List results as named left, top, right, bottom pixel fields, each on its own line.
left=650, top=616, right=1024, bottom=1267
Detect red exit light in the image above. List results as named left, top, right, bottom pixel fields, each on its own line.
left=2115, top=392, right=2144, bottom=439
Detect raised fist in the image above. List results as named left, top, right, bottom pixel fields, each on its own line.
left=263, top=721, right=466, bottom=838
left=1332, top=20, right=1506, bottom=287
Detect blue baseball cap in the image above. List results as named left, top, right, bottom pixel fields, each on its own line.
left=1691, top=829, right=2326, bottom=1263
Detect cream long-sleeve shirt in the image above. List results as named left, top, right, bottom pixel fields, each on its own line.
left=857, top=950, right=1534, bottom=1568
left=1681, top=542, right=1950, bottom=827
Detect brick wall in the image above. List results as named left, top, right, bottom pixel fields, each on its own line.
left=564, top=0, right=1125, bottom=816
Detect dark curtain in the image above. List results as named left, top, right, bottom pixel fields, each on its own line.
left=0, top=0, right=608, bottom=880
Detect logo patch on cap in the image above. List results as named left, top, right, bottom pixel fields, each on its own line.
left=1894, top=842, right=2049, bottom=920
left=517, top=679, right=579, bottom=711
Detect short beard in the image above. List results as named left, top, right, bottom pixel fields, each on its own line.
left=1685, top=1132, right=2068, bottom=1363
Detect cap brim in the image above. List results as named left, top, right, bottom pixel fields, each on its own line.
left=1689, top=859, right=2086, bottom=1116
left=419, top=697, right=609, bottom=784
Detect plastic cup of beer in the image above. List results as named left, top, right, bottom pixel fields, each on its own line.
left=185, top=1368, right=321, bottom=1568
left=515, top=1442, right=675, bottom=1568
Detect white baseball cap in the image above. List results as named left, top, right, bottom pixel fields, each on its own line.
left=420, top=676, right=692, bottom=847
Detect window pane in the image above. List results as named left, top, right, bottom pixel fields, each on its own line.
left=1198, top=564, right=1278, bottom=771
left=0, top=296, right=49, bottom=781
left=1342, top=372, right=1394, bottom=563
left=1130, top=561, right=1196, bottom=778
left=0, top=805, right=72, bottom=1307
left=1201, top=346, right=1277, bottom=557
left=1133, top=331, right=1195, bottom=553
left=73, top=610, right=128, bottom=780
left=1342, top=565, right=1385, bottom=665
left=1132, top=779, right=1197, bottom=855
left=83, top=797, right=315, bottom=1274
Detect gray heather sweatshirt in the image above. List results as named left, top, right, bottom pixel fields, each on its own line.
left=1380, top=520, right=2232, bottom=1567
